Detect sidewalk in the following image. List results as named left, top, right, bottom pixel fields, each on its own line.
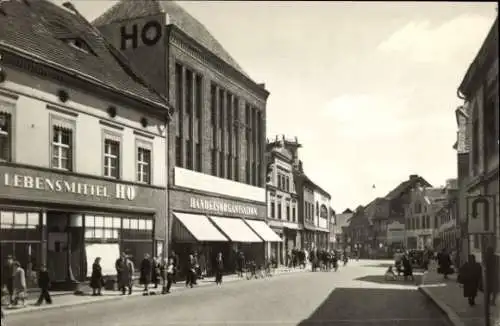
left=3, top=266, right=306, bottom=316
left=418, top=263, right=500, bottom=326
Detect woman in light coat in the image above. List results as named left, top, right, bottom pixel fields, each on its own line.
left=12, top=261, right=26, bottom=306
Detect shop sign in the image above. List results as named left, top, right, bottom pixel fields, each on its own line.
left=189, top=197, right=258, bottom=216
left=3, top=173, right=137, bottom=201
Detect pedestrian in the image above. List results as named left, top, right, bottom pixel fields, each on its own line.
left=115, top=252, right=134, bottom=295
left=185, top=254, right=197, bottom=288
left=214, top=252, right=224, bottom=285
left=437, top=248, right=453, bottom=280
left=152, top=257, right=161, bottom=289
left=458, top=254, right=482, bottom=306
left=485, top=247, right=498, bottom=306
left=1, top=256, right=14, bottom=306
left=162, top=258, right=175, bottom=294
left=168, top=251, right=179, bottom=284
left=12, top=261, right=26, bottom=307
left=402, top=254, right=413, bottom=281
left=35, top=264, right=52, bottom=305
left=198, top=252, right=207, bottom=280
left=237, top=252, right=245, bottom=278
left=140, top=253, right=152, bottom=295
left=90, top=257, right=103, bottom=296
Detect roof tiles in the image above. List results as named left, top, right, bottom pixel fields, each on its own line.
left=0, top=0, right=168, bottom=109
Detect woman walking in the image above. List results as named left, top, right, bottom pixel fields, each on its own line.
left=90, top=257, right=103, bottom=296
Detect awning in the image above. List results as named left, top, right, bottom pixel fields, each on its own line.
left=245, top=219, right=282, bottom=242
left=173, top=212, right=228, bottom=242
left=208, top=216, right=263, bottom=243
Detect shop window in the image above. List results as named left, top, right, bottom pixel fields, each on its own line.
left=104, top=137, right=120, bottom=179
left=51, top=126, right=73, bottom=171
left=0, top=112, right=12, bottom=162
left=137, top=146, right=151, bottom=184
left=0, top=211, right=40, bottom=242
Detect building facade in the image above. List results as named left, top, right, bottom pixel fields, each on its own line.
left=0, top=0, right=170, bottom=290
left=329, top=210, right=352, bottom=250
left=453, top=104, right=472, bottom=265
left=404, top=185, right=448, bottom=250
left=95, top=1, right=272, bottom=272
left=294, top=169, right=332, bottom=251
left=457, top=17, right=498, bottom=272
left=313, top=188, right=331, bottom=250
left=265, top=136, right=301, bottom=265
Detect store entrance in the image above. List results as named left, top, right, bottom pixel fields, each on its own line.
left=46, top=211, right=83, bottom=290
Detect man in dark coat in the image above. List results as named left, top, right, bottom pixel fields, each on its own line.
left=485, top=247, right=498, bottom=306
left=438, top=248, right=452, bottom=279
left=115, top=253, right=134, bottom=295
left=140, top=253, right=153, bottom=295
left=35, top=265, right=52, bottom=305
left=168, top=251, right=179, bottom=283
left=458, top=254, right=482, bottom=306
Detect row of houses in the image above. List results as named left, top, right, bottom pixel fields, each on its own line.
left=0, top=0, right=339, bottom=288
left=336, top=16, right=498, bottom=269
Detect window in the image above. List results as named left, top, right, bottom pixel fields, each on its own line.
left=52, top=126, right=73, bottom=171
left=292, top=206, right=296, bottom=222
left=472, top=115, right=480, bottom=173
left=186, top=139, right=192, bottom=170
left=227, top=155, right=232, bottom=180
left=484, top=95, right=499, bottom=159
left=426, top=215, right=430, bottom=229
left=210, top=84, right=217, bottom=127
left=175, top=136, right=182, bottom=167
left=196, top=143, right=202, bottom=172
left=0, top=112, right=12, bottom=161
left=219, top=151, right=224, bottom=178
left=195, top=74, right=202, bottom=119
left=277, top=202, right=282, bottom=219
left=104, top=138, right=120, bottom=178
left=285, top=177, right=289, bottom=192
left=316, top=202, right=319, bottom=217
left=270, top=201, right=275, bottom=218
left=137, top=147, right=151, bottom=184
left=211, top=149, right=217, bottom=176
left=286, top=203, right=290, bottom=221
left=234, top=156, right=239, bottom=182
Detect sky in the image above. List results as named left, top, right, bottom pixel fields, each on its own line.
left=52, top=1, right=498, bottom=212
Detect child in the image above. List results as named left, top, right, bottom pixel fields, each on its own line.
left=385, top=266, right=396, bottom=281
left=36, top=265, right=52, bottom=305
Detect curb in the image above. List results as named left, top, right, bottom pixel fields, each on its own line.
left=4, top=268, right=305, bottom=316
left=418, top=286, right=465, bottom=326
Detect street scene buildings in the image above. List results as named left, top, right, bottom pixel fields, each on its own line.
left=0, top=1, right=498, bottom=326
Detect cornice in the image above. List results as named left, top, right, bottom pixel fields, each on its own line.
left=167, top=26, right=269, bottom=102
left=0, top=48, right=169, bottom=119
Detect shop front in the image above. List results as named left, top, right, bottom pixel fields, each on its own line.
left=0, top=164, right=166, bottom=290
left=169, top=190, right=276, bottom=276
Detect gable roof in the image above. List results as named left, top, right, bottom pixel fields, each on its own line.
left=385, top=175, right=432, bottom=201
left=93, top=0, right=250, bottom=79
left=0, top=0, right=169, bottom=111
left=0, top=0, right=168, bottom=112
left=335, top=213, right=353, bottom=228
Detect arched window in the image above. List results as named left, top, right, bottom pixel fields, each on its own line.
left=320, top=205, right=328, bottom=219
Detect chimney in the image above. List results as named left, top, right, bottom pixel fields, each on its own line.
left=258, top=83, right=266, bottom=88
left=409, top=174, right=418, bottom=180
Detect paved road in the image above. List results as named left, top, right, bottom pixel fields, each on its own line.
left=5, top=260, right=450, bottom=326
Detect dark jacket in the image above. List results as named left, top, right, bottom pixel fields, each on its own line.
left=459, top=262, right=482, bottom=298
left=37, top=270, right=50, bottom=290
left=140, top=258, right=152, bottom=284
left=90, top=263, right=103, bottom=289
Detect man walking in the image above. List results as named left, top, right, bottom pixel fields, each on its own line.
left=35, top=265, right=52, bottom=305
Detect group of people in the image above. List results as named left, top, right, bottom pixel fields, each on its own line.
left=386, top=249, right=416, bottom=281
left=308, top=249, right=348, bottom=272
